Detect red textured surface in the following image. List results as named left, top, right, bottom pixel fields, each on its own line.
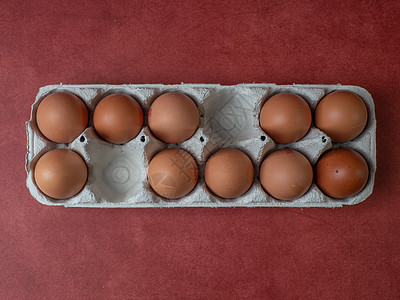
left=1, top=0, right=399, bottom=299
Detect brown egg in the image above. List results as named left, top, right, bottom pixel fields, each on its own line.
left=148, top=148, right=198, bottom=199
left=93, top=94, right=143, bottom=144
left=204, top=148, right=254, bottom=199
left=148, top=92, right=199, bottom=143
left=315, top=148, right=369, bottom=199
left=260, top=149, right=313, bottom=200
left=36, top=92, right=88, bottom=143
left=315, top=91, right=368, bottom=142
left=260, top=93, right=311, bottom=144
left=34, top=149, right=88, bottom=199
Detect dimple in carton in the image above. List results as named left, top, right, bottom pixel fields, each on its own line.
left=26, top=83, right=376, bottom=207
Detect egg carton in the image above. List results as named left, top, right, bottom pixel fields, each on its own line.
left=25, top=83, right=376, bottom=208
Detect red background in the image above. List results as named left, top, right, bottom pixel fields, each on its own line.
left=1, top=0, right=399, bottom=299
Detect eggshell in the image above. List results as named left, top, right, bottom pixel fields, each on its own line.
left=204, top=148, right=254, bottom=199
left=260, top=149, right=313, bottom=200
left=34, top=149, right=88, bottom=199
left=315, top=148, right=369, bottom=199
left=260, top=93, right=311, bottom=144
left=93, top=94, right=143, bottom=144
left=148, top=92, right=199, bottom=143
left=148, top=148, right=198, bottom=199
left=315, top=91, right=368, bottom=142
left=36, top=92, right=88, bottom=143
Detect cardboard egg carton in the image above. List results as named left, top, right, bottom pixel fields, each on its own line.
left=26, top=83, right=376, bottom=207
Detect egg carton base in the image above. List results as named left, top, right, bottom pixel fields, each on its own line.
left=26, top=83, right=376, bottom=208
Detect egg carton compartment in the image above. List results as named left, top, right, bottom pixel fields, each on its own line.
left=26, top=83, right=376, bottom=207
